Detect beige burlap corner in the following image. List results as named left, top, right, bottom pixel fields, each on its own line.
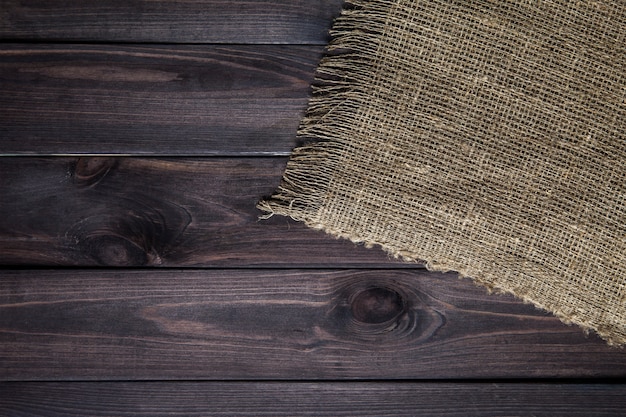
left=259, top=0, right=626, bottom=345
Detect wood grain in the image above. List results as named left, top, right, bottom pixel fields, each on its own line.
left=2, top=381, right=625, bottom=416
left=4, top=0, right=624, bottom=409
left=0, top=0, right=344, bottom=44
left=0, top=156, right=407, bottom=267
left=1, top=268, right=624, bottom=381
left=0, top=44, right=323, bottom=155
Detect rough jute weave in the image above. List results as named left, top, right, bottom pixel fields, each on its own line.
left=259, top=0, right=626, bottom=345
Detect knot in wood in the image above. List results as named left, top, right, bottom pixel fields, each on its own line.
left=72, top=157, right=116, bottom=187
left=351, top=287, right=404, bottom=324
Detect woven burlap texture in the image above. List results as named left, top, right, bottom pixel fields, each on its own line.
left=259, top=0, right=626, bottom=345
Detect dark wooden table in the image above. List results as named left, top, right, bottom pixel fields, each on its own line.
left=1, top=1, right=625, bottom=415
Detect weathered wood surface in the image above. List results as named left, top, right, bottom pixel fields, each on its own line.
left=0, top=157, right=406, bottom=267
left=2, top=382, right=625, bottom=417
left=0, top=44, right=323, bottom=155
left=0, top=0, right=344, bottom=44
left=2, top=0, right=624, bottom=411
left=1, top=269, right=624, bottom=381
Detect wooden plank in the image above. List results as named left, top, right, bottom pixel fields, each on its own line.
left=0, top=44, right=323, bottom=156
left=1, top=381, right=625, bottom=416
left=1, top=268, right=624, bottom=380
left=0, top=0, right=343, bottom=44
left=0, top=156, right=407, bottom=267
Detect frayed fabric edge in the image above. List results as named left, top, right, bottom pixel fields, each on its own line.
left=261, top=208, right=626, bottom=348
left=258, top=0, right=398, bottom=227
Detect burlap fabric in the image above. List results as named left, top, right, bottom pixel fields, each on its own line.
left=259, top=0, right=626, bottom=345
